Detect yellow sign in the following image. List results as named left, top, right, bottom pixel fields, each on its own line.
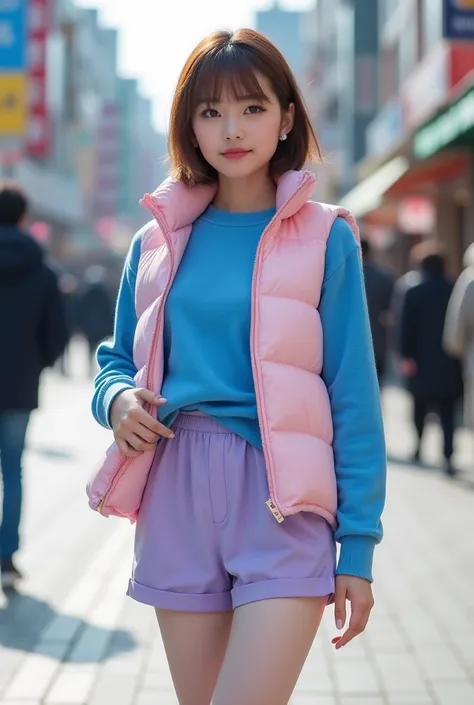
left=0, top=73, right=27, bottom=136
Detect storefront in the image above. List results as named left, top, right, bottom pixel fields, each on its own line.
left=340, top=40, right=474, bottom=275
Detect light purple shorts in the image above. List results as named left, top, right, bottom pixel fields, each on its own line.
left=127, top=413, right=336, bottom=612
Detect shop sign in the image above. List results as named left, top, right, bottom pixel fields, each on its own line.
left=444, top=0, right=474, bottom=40
left=414, top=87, right=474, bottom=159
left=398, top=196, right=435, bottom=234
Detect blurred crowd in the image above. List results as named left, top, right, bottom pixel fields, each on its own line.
left=0, top=182, right=115, bottom=588
left=362, top=237, right=474, bottom=477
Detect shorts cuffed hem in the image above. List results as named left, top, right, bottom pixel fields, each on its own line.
left=231, top=576, right=335, bottom=609
left=127, top=579, right=233, bottom=612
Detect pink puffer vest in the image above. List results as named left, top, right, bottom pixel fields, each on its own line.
left=87, top=170, right=359, bottom=528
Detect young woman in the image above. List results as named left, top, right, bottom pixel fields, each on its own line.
left=91, top=28, right=386, bottom=705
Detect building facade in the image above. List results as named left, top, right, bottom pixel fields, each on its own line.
left=0, top=0, right=164, bottom=261
left=340, top=0, right=474, bottom=276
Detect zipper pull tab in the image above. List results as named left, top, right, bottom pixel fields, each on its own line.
left=266, top=498, right=284, bottom=523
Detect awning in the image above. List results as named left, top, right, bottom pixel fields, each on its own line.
left=339, top=156, right=410, bottom=218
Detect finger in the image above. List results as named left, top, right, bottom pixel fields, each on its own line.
left=130, top=406, right=175, bottom=438
left=116, top=437, right=142, bottom=458
left=335, top=607, right=371, bottom=650
left=334, top=583, right=347, bottom=631
left=136, top=388, right=167, bottom=406
left=135, top=423, right=161, bottom=444
left=126, top=432, right=157, bottom=453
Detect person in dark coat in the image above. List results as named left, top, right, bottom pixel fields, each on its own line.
left=361, top=239, right=395, bottom=384
left=0, top=182, right=69, bottom=587
left=75, top=265, right=114, bottom=376
left=400, top=248, right=463, bottom=475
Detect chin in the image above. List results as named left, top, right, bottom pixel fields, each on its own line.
left=214, top=156, right=268, bottom=180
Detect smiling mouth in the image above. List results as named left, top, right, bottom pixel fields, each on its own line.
left=221, top=149, right=252, bottom=159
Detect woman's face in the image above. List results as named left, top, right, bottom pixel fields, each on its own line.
left=192, top=72, right=294, bottom=181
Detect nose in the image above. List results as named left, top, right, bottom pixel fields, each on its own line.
left=223, top=115, right=243, bottom=141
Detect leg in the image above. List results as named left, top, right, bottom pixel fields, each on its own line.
left=413, top=395, right=428, bottom=460
left=0, top=412, right=31, bottom=560
left=213, top=597, right=325, bottom=705
left=156, top=609, right=232, bottom=705
left=438, top=398, right=455, bottom=464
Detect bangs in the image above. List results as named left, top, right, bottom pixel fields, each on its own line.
left=190, top=48, right=271, bottom=108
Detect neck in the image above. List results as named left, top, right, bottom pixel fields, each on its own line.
left=213, top=169, right=276, bottom=213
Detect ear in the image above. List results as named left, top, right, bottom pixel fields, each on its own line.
left=280, top=102, right=295, bottom=137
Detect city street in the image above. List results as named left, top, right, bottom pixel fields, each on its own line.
left=0, top=346, right=473, bottom=705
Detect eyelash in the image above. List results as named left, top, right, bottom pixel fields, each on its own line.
left=201, top=105, right=265, bottom=118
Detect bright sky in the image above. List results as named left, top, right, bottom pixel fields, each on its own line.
left=75, top=0, right=314, bottom=132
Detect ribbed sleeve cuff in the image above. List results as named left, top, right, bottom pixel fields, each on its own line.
left=94, top=379, right=136, bottom=429
left=336, top=536, right=376, bottom=583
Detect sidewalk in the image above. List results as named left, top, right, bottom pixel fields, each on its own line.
left=0, top=364, right=473, bottom=705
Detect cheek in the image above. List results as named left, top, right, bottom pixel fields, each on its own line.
left=193, top=121, right=215, bottom=153
left=254, top=115, right=281, bottom=150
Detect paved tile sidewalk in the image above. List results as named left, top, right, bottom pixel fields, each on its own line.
left=0, top=370, right=473, bottom=704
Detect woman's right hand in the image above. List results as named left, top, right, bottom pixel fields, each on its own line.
left=110, top=388, right=174, bottom=457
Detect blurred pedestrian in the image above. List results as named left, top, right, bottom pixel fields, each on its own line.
left=57, top=272, right=80, bottom=376
left=443, top=243, right=474, bottom=438
left=361, top=238, right=395, bottom=384
left=90, top=29, right=385, bottom=704
left=400, top=247, right=463, bottom=475
left=0, top=182, right=68, bottom=588
left=75, top=265, right=114, bottom=376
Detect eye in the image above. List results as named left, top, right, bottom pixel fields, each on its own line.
left=245, top=105, right=265, bottom=114
left=202, top=108, right=220, bottom=118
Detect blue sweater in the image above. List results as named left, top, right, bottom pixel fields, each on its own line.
left=92, top=208, right=386, bottom=582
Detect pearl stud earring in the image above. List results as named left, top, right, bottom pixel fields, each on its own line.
left=279, top=133, right=287, bottom=141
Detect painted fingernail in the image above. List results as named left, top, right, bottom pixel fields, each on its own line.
left=168, top=433, right=175, bottom=439
left=336, top=620, right=344, bottom=630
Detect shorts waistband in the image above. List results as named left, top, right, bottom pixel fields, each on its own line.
left=172, top=412, right=233, bottom=434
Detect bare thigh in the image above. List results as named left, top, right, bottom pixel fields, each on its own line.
left=156, top=609, right=233, bottom=705
left=212, top=597, right=326, bottom=705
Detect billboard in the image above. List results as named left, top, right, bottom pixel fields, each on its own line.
left=0, top=0, right=27, bottom=139
left=444, top=0, right=474, bottom=39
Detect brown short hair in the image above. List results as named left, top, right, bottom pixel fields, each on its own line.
left=168, top=29, right=322, bottom=186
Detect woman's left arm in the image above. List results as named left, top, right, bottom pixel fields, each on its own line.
left=319, top=217, right=387, bottom=647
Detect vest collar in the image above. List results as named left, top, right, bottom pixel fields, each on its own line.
left=141, top=170, right=316, bottom=235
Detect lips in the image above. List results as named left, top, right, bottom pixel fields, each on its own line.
left=222, top=149, right=251, bottom=159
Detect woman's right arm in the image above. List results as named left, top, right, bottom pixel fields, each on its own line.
left=91, top=230, right=143, bottom=429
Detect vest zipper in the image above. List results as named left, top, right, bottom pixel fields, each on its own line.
left=96, top=198, right=174, bottom=515
left=250, top=172, right=313, bottom=522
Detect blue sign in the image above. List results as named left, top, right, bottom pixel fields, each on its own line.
left=0, top=0, right=27, bottom=71
left=444, top=0, right=474, bottom=40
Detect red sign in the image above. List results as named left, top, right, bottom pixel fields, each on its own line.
left=26, top=0, right=52, bottom=158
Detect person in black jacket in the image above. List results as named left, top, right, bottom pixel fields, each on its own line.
left=75, top=265, right=114, bottom=377
left=361, top=239, right=395, bottom=384
left=400, top=248, right=463, bottom=476
left=0, top=182, right=69, bottom=588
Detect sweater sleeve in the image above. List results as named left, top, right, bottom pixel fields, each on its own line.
left=91, top=230, right=143, bottom=429
left=319, top=218, right=387, bottom=582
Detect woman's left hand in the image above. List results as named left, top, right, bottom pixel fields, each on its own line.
left=332, top=575, right=374, bottom=650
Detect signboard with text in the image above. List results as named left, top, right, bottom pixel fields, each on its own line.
left=444, top=0, right=474, bottom=39
left=0, top=0, right=27, bottom=140
left=0, top=0, right=27, bottom=70
left=26, top=0, right=51, bottom=157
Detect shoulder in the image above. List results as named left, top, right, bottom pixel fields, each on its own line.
left=301, top=201, right=359, bottom=245
left=323, top=216, right=361, bottom=283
